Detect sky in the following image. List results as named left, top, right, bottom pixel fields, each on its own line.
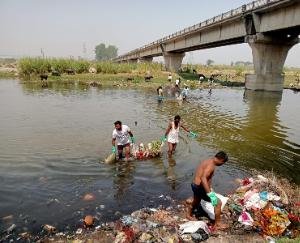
left=0, top=0, right=299, bottom=66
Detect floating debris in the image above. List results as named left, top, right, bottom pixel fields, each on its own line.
left=6, top=224, right=16, bottom=233
left=43, top=224, right=56, bottom=233
left=84, top=215, right=94, bottom=227
left=82, top=193, right=95, bottom=201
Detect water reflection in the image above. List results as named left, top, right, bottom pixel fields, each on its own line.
left=113, top=162, right=136, bottom=202
left=153, top=88, right=300, bottom=183
left=241, top=90, right=300, bottom=181
left=166, top=157, right=177, bottom=190
left=21, top=81, right=93, bottom=95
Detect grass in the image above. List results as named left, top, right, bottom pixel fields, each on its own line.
left=0, top=71, right=16, bottom=79
left=17, top=57, right=163, bottom=77
left=0, top=57, right=299, bottom=89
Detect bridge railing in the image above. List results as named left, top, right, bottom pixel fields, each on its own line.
left=116, top=0, right=281, bottom=60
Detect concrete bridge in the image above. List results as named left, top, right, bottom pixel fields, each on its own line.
left=114, top=0, right=300, bottom=91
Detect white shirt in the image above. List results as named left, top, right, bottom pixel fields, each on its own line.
left=112, top=125, right=131, bottom=145
left=158, top=88, right=163, bottom=96
left=175, top=79, right=180, bottom=85
left=167, top=122, right=180, bottom=144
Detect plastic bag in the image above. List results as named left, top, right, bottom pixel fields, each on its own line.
left=200, top=193, right=228, bottom=220
left=179, top=221, right=209, bottom=234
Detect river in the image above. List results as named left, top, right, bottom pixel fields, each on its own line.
left=0, top=79, right=299, bottom=235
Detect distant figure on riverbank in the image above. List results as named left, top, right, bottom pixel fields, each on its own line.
left=168, top=73, right=172, bottom=82
left=162, top=115, right=197, bottom=158
left=198, top=74, right=206, bottom=83
left=175, top=78, right=181, bottom=88
left=181, top=85, right=189, bottom=100
left=112, top=121, right=135, bottom=161
left=187, top=151, right=229, bottom=230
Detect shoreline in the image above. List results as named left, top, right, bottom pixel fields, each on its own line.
left=2, top=171, right=299, bottom=242
left=1, top=71, right=300, bottom=92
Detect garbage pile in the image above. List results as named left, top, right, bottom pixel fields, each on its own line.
left=131, top=140, right=164, bottom=160
left=2, top=174, right=299, bottom=242
left=86, top=205, right=210, bottom=242
left=104, top=140, right=164, bottom=163
left=227, top=174, right=300, bottom=240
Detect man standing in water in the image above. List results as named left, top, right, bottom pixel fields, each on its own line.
left=188, top=151, right=229, bottom=230
left=157, top=86, right=164, bottom=102
left=162, top=115, right=197, bottom=158
left=112, top=121, right=135, bottom=161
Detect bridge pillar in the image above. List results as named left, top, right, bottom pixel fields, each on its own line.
left=139, top=56, right=153, bottom=63
left=163, top=52, right=185, bottom=72
left=246, top=34, right=298, bottom=91
left=127, top=59, right=138, bottom=63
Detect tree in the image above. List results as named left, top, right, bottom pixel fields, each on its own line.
left=95, top=43, right=118, bottom=61
left=206, top=59, right=214, bottom=66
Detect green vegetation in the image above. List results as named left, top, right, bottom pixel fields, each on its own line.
left=95, top=43, right=118, bottom=61
left=0, top=57, right=297, bottom=89
left=17, top=57, right=163, bottom=77
left=0, top=71, right=15, bottom=79
left=18, top=57, right=91, bottom=76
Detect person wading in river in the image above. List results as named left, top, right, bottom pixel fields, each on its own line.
left=187, top=151, right=229, bottom=230
left=112, top=121, right=135, bottom=161
left=162, top=115, right=197, bottom=158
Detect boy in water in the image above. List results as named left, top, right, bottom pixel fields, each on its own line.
left=188, top=151, right=229, bottom=230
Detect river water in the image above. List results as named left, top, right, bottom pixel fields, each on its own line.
left=0, top=80, right=299, bottom=235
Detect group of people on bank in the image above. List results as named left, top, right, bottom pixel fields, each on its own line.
left=110, top=115, right=228, bottom=230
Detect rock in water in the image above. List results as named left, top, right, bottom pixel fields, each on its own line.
left=82, top=193, right=95, bottom=201
left=43, top=224, right=56, bottom=233
left=84, top=215, right=94, bottom=227
left=104, top=153, right=116, bottom=164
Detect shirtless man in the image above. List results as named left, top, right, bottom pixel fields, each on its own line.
left=188, top=151, right=228, bottom=229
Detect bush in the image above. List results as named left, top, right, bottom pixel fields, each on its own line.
left=18, top=57, right=163, bottom=77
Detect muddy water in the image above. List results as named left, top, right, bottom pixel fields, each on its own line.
left=0, top=80, right=299, bottom=235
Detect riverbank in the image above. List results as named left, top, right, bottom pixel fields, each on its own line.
left=1, top=58, right=300, bottom=90
left=3, top=171, right=298, bottom=243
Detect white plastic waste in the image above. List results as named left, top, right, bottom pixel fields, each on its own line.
left=238, top=211, right=254, bottom=226
left=179, top=221, right=209, bottom=234
left=200, top=193, right=228, bottom=220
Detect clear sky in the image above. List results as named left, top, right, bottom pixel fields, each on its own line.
left=0, top=0, right=299, bottom=66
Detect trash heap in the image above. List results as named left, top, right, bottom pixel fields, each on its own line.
left=227, top=174, right=300, bottom=240
left=91, top=205, right=210, bottom=243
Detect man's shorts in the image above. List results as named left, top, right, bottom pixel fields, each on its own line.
left=117, top=143, right=130, bottom=151
left=191, top=183, right=211, bottom=202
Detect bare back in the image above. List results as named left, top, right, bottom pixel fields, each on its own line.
left=193, top=158, right=215, bottom=191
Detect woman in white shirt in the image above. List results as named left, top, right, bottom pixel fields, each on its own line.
left=162, top=115, right=197, bottom=158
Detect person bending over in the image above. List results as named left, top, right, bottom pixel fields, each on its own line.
left=188, top=151, right=229, bottom=230
left=112, top=121, right=135, bottom=161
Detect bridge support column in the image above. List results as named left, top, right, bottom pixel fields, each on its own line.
left=246, top=34, right=298, bottom=91
left=127, top=59, right=138, bottom=63
left=163, top=52, right=185, bottom=72
left=139, top=56, right=153, bottom=63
